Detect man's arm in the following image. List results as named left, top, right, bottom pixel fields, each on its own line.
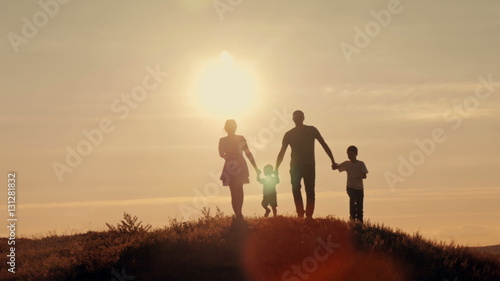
left=275, top=137, right=288, bottom=173
left=315, top=130, right=336, bottom=168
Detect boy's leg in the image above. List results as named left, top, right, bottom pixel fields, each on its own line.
left=264, top=208, right=271, bottom=217
left=346, top=187, right=356, bottom=221
left=261, top=198, right=267, bottom=209
left=356, top=189, right=364, bottom=222
left=270, top=193, right=278, bottom=217
left=262, top=198, right=271, bottom=217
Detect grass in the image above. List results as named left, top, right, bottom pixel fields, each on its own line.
left=0, top=209, right=499, bottom=281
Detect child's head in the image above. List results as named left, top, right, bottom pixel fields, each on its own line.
left=263, top=164, right=274, bottom=176
left=347, top=145, right=358, bottom=161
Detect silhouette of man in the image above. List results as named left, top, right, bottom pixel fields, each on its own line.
left=275, top=110, right=337, bottom=218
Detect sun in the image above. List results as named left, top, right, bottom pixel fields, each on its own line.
left=193, top=51, right=258, bottom=117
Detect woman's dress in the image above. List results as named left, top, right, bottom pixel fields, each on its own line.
left=219, top=135, right=250, bottom=186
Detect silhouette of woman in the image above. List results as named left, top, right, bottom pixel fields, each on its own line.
left=219, top=119, right=260, bottom=219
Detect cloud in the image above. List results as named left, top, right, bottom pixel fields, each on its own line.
left=323, top=82, right=500, bottom=120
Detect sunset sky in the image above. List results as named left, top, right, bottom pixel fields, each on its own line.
left=1, top=0, right=499, bottom=246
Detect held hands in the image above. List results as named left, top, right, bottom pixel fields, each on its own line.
left=331, top=162, right=338, bottom=170
left=274, top=170, right=279, bottom=182
left=256, top=168, right=262, bottom=182
left=256, top=167, right=262, bottom=176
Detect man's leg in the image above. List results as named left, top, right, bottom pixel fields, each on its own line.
left=290, top=164, right=305, bottom=217
left=303, top=165, right=316, bottom=218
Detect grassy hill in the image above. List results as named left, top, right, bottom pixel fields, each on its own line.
left=471, top=245, right=500, bottom=258
left=1, top=210, right=499, bottom=281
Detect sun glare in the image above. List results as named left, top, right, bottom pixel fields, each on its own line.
left=193, top=51, right=258, bottom=118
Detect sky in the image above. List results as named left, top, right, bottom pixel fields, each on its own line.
left=1, top=0, right=500, bottom=246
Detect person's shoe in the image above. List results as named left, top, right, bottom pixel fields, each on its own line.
left=297, top=210, right=305, bottom=218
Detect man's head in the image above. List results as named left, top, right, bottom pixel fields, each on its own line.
left=347, top=145, right=358, bottom=162
left=292, top=110, right=305, bottom=126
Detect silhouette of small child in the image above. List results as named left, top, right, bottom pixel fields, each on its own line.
left=257, top=164, right=279, bottom=217
left=334, top=145, right=368, bottom=223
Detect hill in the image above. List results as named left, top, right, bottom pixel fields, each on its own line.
left=0, top=210, right=499, bottom=281
left=471, top=245, right=500, bottom=258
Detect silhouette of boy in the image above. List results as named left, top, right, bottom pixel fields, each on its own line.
left=257, top=164, right=279, bottom=217
left=334, top=145, right=368, bottom=223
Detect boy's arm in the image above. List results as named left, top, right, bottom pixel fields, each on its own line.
left=337, top=162, right=346, bottom=173
left=256, top=170, right=263, bottom=183
left=358, top=162, right=368, bottom=179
